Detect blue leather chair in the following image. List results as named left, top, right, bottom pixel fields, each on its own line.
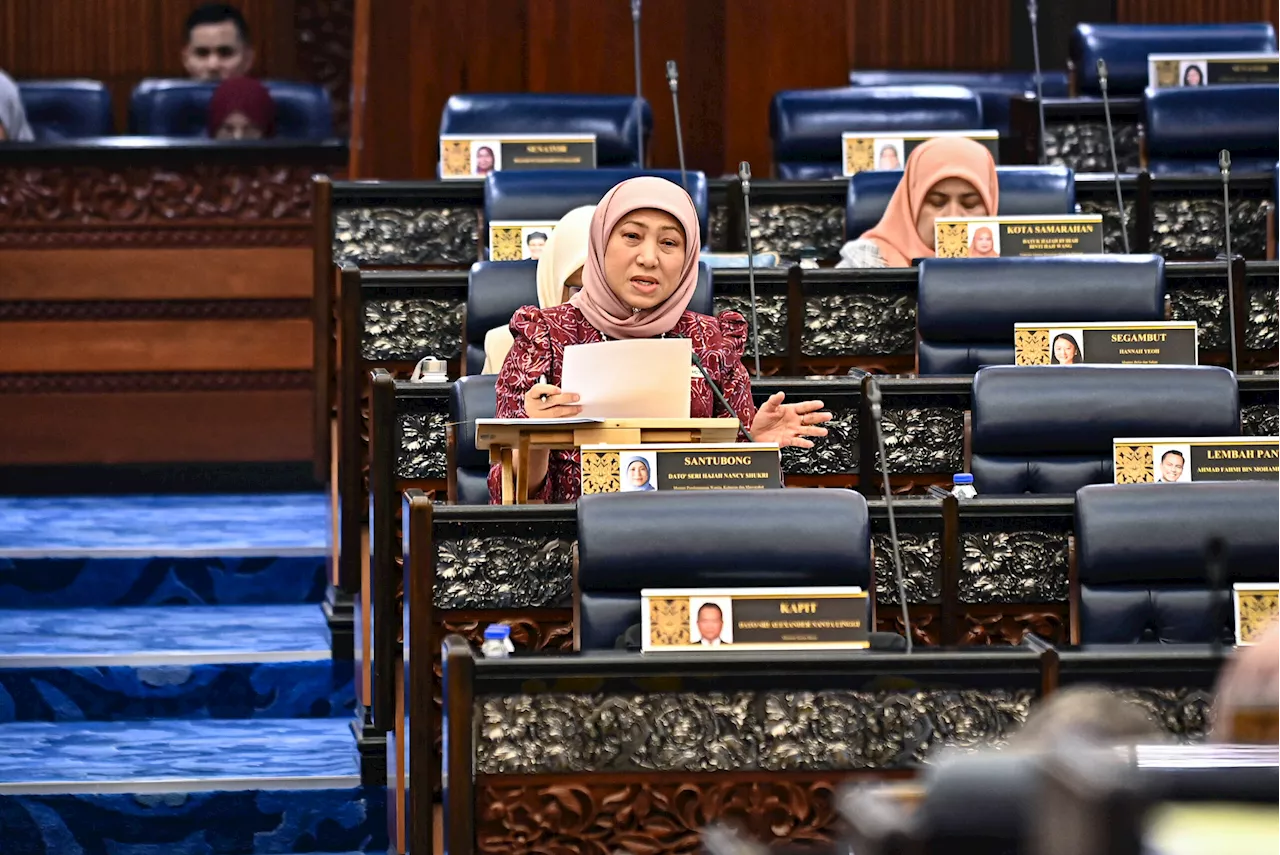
left=575, top=489, right=872, bottom=650
left=1071, top=23, right=1277, bottom=96
left=447, top=375, right=499, bottom=505
left=770, top=85, right=984, bottom=180
left=17, top=80, right=113, bottom=139
left=441, top=94, right=652, bottom=168
left=128, top=79, right=334, bottom=139
left=968, top=365, right=1239, bottom=495
left=847, top=70, right=1070, bottom=135
left=484, top=169, right=709, bottom=244
left=845, top=166, right=1076, bottom=241
left=1145, top=84, right=1279, bottom=175
left=463, top=259, right=714, bottom=377
left=1074, top=482, right=1280, bottom=643
left=916, top=255, right=1166, bottom=375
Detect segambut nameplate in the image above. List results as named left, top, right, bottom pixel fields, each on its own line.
left=934, top=214, right=1104, bottom=258
left=842, top=129, right=999, bottom=176
left=1015, top=321, right=1198, bottom=366
left=488, top=220, right=559, bottom=261
left=440, top=133, right=597, bottom=180
left=1234, top=583, right=1279, bottom=646
left=580, top=443, right=782, bottom=494
left=1113, top=436, right=1280, bottom=484
left=641, top=586, right=869, bottom=652
left=1147, top=53, right=1279, bottom=89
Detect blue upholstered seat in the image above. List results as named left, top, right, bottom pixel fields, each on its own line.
left=448, top=375, right=499, bottom=506
left=440, top=94, right=652, bottom=168
left=847, top=70, right=1069, bottom=135
left=575, top=490, right=872, bottom=650
left=969, top=365, right=1239, bottom=494
left=1071, top=23, right=1277, bottom=95
left=916, top=255, right=1166, bottom=375
left=770, top=85, right=983, bottom=180
left=1144, top=84, right=1279, bottom=175
left=845, top=166, right=1075, bottom=240
left=17, top=80, right=113, bottom=140
left=129, top=79, right=334, bottom=139
left=1074, top=482, right=1280, bottom=643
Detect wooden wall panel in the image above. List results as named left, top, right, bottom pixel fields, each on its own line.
left=1116, top=0, right=1280, bottom=27
left=846, top=0, right=1010, bottom=71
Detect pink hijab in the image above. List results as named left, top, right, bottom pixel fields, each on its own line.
left=569, top=176, right=701, bottom=339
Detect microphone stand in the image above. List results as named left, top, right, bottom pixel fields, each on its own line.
left=739, top=161, right=763, bottom=378
left=1221, top=150, right=1239, bottom=374
left=1027, top=0, right=1048, bottom=164
left=630, top=0, right=644, bottom=167
left=667, top=60, right=687, bottom=189
left=1098, top=59, right=1132, bottom=254
left=866, top=378, right=913, bottom=653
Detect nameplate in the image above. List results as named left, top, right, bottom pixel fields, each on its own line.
left=1015, top=322, right=1198, bottom=366
left=641, top=586, right=870, bottom=652
left=1234, top=583, right=1280, bottom=646
left=580, top=443, right=782, bottom=494
left=934, top=214, right=1104, bottom=258
left=841, top=129, right=999, bottom=176
left=440, top=134, right=597, bottom=179
left=1113, top=436, right=1280, bottom=484
left=488, top=220, right=558, bottom=261
left=1148, top=53, right=1279, bottom=89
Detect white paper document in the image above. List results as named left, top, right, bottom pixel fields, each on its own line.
left=560, top=338, right=693, bottom=419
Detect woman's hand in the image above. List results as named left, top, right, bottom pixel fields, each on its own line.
left=524, top=383, right=582, bottom=419
left=750, top=392, right=832, bottom=449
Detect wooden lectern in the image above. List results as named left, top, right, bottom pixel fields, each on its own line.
left=476, top=418, right=742, bottom=504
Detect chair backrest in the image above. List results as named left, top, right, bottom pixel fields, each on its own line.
left=575, top=490, right=871, bottom=650
left=916, top=255, right=1166, bottom=375
left=969, top=365, right=1239, bottom=495
left=129, top=79, right=334, bottom=139
left=770, top=85, right=983, bottom=180
left=17, top=79, right=113, bottom=139
left=847, top=70, right=1070, bottom=134
left=1075, top=482, right=1280, bottom=643
left=1145, top=84, right=1280, bottom=176
left=440, top=94, right=652, bottom=168
left=1070, top=23, right=1278, bottom=95
left=846, top=166, right=1076, bottom=240
left=464, top=259, right=715, bottom=376
left=449, top=375, right=499, bottom=505
left=484, top=168, right=709, bottom=244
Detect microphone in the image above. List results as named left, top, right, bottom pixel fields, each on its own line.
left=865, top=377, right=912, bottom=654
left=630, top=0, right=644, bottom=167
left=690, top=349, right=755, bottom=442
left=1026, top=0, right=1048, bottom=164
left=1220, top=149, right=1239, bottom=373
left=666, top=60, right=687, bottom=189
left=739, top=161, right=763, bottom=378
left=1098, top=59, right=1132, bottom=254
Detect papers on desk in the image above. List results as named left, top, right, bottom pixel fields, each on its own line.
left=561, top=338, right=692, bottom=419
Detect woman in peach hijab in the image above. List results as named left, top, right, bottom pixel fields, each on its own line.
left=837, top=137, right=999, bottom=268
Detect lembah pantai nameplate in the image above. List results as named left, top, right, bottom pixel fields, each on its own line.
left=1113, top=436, right=1280, bottom=484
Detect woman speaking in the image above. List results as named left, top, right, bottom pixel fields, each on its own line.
left=488, top=177, right=831, bottom=503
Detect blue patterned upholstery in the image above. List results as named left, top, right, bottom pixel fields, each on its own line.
left=1071, top=23, right=1277, bottom=95
left=1145, top=84, right=1279, bottom=175
left=16, top=80, right=113, bottom=140
left=128, top=79, right=334, bottom=139
left=847, top=70, right=1069, bottom=134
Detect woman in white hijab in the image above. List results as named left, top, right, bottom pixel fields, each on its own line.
left=482, top=205, right=594, bottom=374
left=0, top=71, right=34, bottom=141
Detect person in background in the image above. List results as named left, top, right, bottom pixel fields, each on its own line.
left=1212, top=619, right=1278, bottom=743
left=837, top=137, right=999, bottom=268
left=1011, top=685, right=1163, bottom=748
left=183, top=3, right=254, bottom=82
left=207, top=78, right=276, bottom=140
left=482, top=206, right=594, bottom=374
left=0, top=71, right=34, bottom=141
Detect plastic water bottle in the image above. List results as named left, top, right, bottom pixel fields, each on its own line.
left=951, top=473, right=978, bottom=500
left=481, top=624, right=513, bottom=658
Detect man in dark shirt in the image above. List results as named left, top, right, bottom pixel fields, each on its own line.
left=183, top=3, right=255, bottom=82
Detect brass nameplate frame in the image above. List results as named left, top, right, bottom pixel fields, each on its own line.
left=641, top=586, right=869, bottom=652
left=841, top=129, right=999, bottom=176
left=488, top=220, right=558, bottom=261
left=1113, top=436, right=1280, bottom=484
left=1148, top=53, right=1279, bottom=89
left=935, top=214, right=1104, bottom=258
left=1234, top=583, right=1279, bottom=646
left=1014, top=321, right=1198, bottom=366
left=440, top=133, right=597, bottom=179
left=580, top=443, right=782, bottom=494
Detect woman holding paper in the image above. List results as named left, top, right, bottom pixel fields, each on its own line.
left=488, top=176, right=831, bottom=503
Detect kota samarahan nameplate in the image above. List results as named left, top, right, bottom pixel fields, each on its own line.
left=1148, top=53, right=1279, bottom=89
left=580, top=443, right=782, bottom=494
left=440, top=133, right=597, bottom=179
left=488, top=220, right=558, bottom=261
left=935, top=214, right=1104, bottom=258
left=641, top=586, right=869, bottom=652
left=842, top=129, right=999, bottom=176
left=1113, top=436, right=1280, bottom=484
left=1234, top=583, right=1280, bottom=646
left=1014, top=322, right=1198, bottom=366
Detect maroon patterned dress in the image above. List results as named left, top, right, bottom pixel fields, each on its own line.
left=488, top=303, right=757, bottom=503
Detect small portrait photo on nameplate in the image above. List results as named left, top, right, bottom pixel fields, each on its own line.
left=935, top=215, right=1104, bottom=258
left=1233, top=582, right=1280, bottom=646
left=1148, top=53, right=1280, bottom=89
left=841, top=129, right=998, bottom=176
left=579, top=443, right=782, bottom=495
left=641, top=586, right=869, bottom=652
left=439, top=137, right=501, bottom=179
left=1112, top=436, right=1280, bottom=484
left=1014, top=322, right=1198, bottom=366
left=487, top=220, right=557, bottom=262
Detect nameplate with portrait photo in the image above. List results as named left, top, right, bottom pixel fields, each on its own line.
left=580, top=443, right=782, bottom=495
left=488, top=220, right=558, bottom=262
left=841, top=129, right=999, bottom=176
left=1014, top=322, right=1198, bottom=366
left=1234, top=583, right=1280, bottom=647
left=1147, top=53, right=1279, bottom=89
left=439, top=134, right=597, bottom=180
left=934, top=214, right=1104, bottom=258
left=1113, top=436, right=1280, bottom=485
left=640, top=586, right=870, bottom=652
